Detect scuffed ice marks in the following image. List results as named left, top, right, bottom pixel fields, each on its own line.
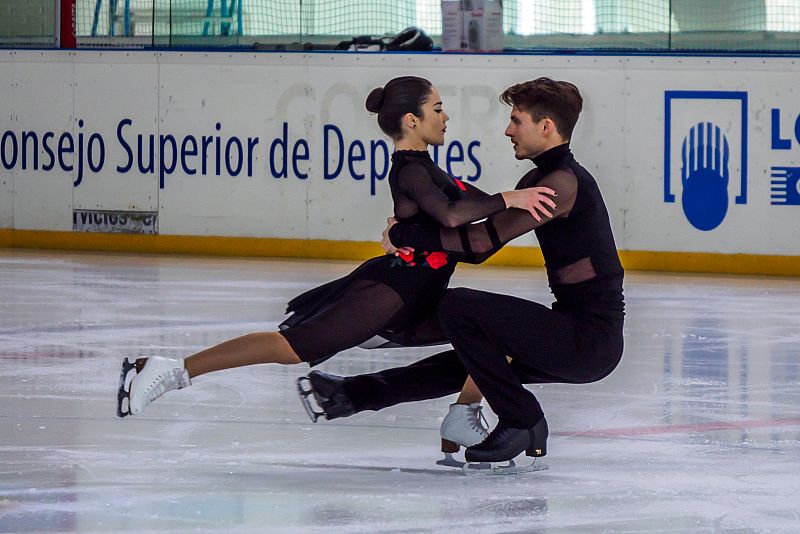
left=1, top=251, right=800, bottom=533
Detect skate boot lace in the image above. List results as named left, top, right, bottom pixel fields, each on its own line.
left=143, top=368, right=186, bottom=405
left=469, top=405, right=489, bottom=436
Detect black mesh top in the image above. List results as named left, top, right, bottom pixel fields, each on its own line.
left=390, top=149, right=506, bottom=227
left=389, top=144, right=624, bottom=309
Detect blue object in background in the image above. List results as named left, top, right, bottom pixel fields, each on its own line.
left=680, top=122, right=730, bottom=231
left=770, top=167, right=800, bottom=205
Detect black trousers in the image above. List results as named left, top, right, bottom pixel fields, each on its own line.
left=342, top=287, right=624, bottom=428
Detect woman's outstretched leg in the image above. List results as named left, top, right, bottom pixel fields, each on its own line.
left=117, top=331, right=301, bottom=417
left=185, top=331, right=301, bottom=378
left=119, top=279, right=406, bottom=418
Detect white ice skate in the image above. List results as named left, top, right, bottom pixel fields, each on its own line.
left=117, top=356, right=191, bottom=417
left=436, top=402, right=489, bottom=468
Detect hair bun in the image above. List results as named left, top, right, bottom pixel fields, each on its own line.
left=365, top=87, right=385, bottom=113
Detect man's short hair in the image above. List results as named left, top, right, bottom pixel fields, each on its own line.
left=500, top=78, right=583, bottom=140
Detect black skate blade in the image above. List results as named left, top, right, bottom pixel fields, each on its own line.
left=462, top=458, right=548, bottom=476
left=296, top=376, right=325, bottom=423
left=116, top=357, right=136, bottom=418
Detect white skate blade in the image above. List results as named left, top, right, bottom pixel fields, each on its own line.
left=296, top=376, right=324, bottom=423
left=436, top=453, right=467, bottom=469
left=462, top=458, right=548, bottom=476
left=357, top=335, right=397, bottom=349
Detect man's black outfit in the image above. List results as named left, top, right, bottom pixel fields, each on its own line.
left=330, top=144, right=625, bottom=451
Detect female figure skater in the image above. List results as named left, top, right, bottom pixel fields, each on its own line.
left=116, top=76, right=557, bottom=451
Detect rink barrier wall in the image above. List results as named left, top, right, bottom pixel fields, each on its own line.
left=2, top=229, right=798, bottom=277
left=2, top=50, right=799, bottom=275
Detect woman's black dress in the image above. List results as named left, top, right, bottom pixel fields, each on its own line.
left=278, top=149, right=506, bottom=366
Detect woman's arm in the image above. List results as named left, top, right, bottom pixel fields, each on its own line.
left=397, top=164, right=556, bottom=228
left=460, top=180, right=490, bottom=198
left=390, top=171, right=577, bottom=258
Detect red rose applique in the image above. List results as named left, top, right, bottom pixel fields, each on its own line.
left=397, top=250, right=414, bottom=263
left=425, top=251, right=448, bottom=269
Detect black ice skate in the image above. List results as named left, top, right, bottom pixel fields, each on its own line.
left=462, top=417, right=549, bottom=475
left=296, top=370, right=355, bottom=423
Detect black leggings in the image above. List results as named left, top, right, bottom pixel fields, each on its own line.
left=342, top=287, right=624, bottom=428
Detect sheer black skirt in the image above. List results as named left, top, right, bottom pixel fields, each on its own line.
left=279, top=254, right=455, bottom=366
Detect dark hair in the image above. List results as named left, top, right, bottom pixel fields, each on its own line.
left=500, top=77, right=583, bottom=140
left=366, top=76, right=433, bottom=139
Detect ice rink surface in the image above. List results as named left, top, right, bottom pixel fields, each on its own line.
left=1, top=249, right=798, bottom=533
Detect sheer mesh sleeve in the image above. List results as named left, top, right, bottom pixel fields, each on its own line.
left=397, top=164, right=505, bottom=228
left=389, top=170, right=578, bottom=263
left=461, top=181, right=492, bottom=199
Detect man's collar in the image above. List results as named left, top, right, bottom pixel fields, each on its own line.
left=532, top=143, right=571, bottom=171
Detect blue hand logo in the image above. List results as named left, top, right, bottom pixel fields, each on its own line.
left=680, top=122, right=729, bottom=231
